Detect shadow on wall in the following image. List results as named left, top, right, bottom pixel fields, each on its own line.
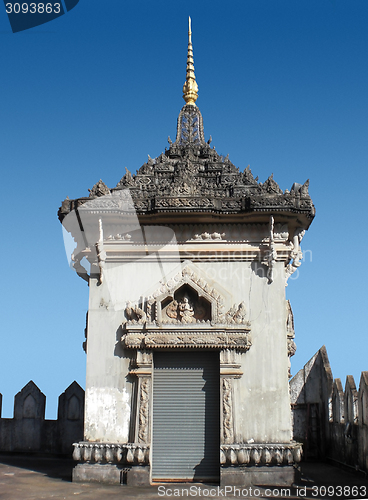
left=290, top=346, right=368, bottom=474
left=0, top=381, right=84, bottom=456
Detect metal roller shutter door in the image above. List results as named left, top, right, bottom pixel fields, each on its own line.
left=152, top=351, right=220, bottom=482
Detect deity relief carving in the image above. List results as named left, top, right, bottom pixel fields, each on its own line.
left=166, top=300, right=179, bottom=320
left=224, top=302, right=248, bottom=325
left=179, top=296, right=196, bottom=323
left=121, top=265, right=252, bottom=351
left=161, top=284, right=211, bottom=324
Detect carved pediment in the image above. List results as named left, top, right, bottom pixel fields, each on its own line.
left=122, top=264, right=250, bottom=327
left=121, top=264, right=251, bottom=351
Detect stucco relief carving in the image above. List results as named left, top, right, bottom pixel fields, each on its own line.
left=72, top=442, right=149, bottom=465
left=263, top=216, right=277, bottom=284
left=273, top=223, right=289, bottom=241
left=222, top=378, right=234, bottom=443
left=179, top=296, right=195, bottom=323
left=220, top=443, right=303, bottom=466
left=122, top=331, right=251, bottom=351
left=121, top=265, right=251, bottom=350
left=286, top=300, right=296, bottom=378
left=72, top=441, right=302, bottom=468
left=161, top=293, right=210, bottom=325
left=225, top=302, right=247, bottom=325
left=124, top=301, right=146, bottom=324
left=102, top=223, right=286, bottom=245
left=122, top=265, right=227, bottom=327
left=138, top=377, right=150, bottom=444
left=285, top=227, right=305, bottom=284
left=80, top=189, right=136, bottom=211
left=191, top=231, right=226, bottom=241
left=96, top=219, right=106, bottom=285
left=162, top=296, right=199, bottom=324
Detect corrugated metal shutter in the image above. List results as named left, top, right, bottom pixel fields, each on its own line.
left=152, top=351, right=220, bottom=482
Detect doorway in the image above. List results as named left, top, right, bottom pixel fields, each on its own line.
left=152, top=350, right=220, bottom=482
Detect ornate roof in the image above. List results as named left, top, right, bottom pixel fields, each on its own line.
left=58, top=104, right=314, bottom=225
left=58, top=20, right=315, bottom=228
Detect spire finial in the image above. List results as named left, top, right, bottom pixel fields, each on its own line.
left=183, top=16, right=198, bottom=106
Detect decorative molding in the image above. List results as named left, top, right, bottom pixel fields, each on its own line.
left=273, top=223, right=289, bottom=242
left=107, top=233, right=132, bottom=241
left=222, top=378, right=234, bottom=444
left=286, top=300, right=296, bottom=379
left=262, top=216, right=277, bottom=284
left=72, top=441, right=302, bottom=468
left=122, top=265, right=228, bottom=326
left=72, top=442, right=149, bottom=465
left=105, top=223, right=269, bottom=244
left=138, top=377, right=150, bottom=444
left=121, top=265, right=251, bottom=351
left=129, top=352, right=152, bottom=444
left=147, top=265, right=249, bottom=327
left=95, top=219, right=106, bottom=285
left=78, top=189, right=136, bottom=212
left=220, top=349, right=243, bottom=378
left=104, top=223, right=290, bottom=246
left=191, top=231, right=226, bottom=241
left=286, top=300, right=296, bottom=356
left=71, top=252, right=90, bottom=283
left=285, top=227, right=305, bottom=285
left=175, top=105, right=205, bottom=146
left=220, top=443, right=303, bottom=466
left=122, top=331, right=252, bottom=351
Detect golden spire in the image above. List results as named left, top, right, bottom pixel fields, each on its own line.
left=183, top=16, right=198, bottom=106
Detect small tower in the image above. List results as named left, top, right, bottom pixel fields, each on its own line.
left=59, top=19, right=314, bottom=486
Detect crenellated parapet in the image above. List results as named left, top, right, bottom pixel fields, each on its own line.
left=0, top=381, right=84, bottom=455
left=290, top=347, right=368, bottom=473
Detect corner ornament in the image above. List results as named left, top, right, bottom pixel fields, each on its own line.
left=285, top=228, right=305, bottom=285
left=263, top=216, right=277, bottom=284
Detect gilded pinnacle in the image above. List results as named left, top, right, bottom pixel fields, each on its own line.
left=183, top=16, right=198, bottom=106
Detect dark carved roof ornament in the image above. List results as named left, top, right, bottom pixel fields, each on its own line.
left=58, top=19, right=315, bottom=228
left=88, top=179, right=110, bottom=198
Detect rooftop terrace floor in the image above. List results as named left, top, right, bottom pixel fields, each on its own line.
left=0, top=454, right=367, bottom=500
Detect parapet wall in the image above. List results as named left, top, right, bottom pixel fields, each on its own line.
left=290, top=346, right=368, bottom=473
left=0, top=381, right=84, bottom=456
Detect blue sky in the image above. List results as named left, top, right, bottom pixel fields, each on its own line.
left=0, top=0, right=367, bottom=419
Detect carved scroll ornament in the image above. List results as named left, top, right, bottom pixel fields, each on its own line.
left=121, top=331, right=252, bottom=351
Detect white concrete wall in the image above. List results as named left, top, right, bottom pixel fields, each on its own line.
left=201, top=260, right=291, bottom=443
left=84, top=277, right=131, bottom=443
left=84, top=226, right=292, bottom=445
